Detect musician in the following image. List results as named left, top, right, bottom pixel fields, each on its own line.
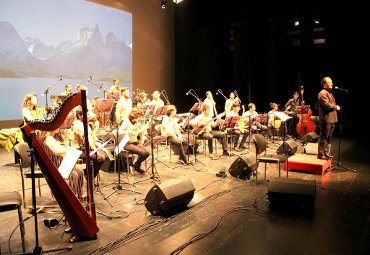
left=76, top=84, right=100, bottom=138
left=61, top=84, right=73, bottom=97
left=161, top=105, right=189, bottom=165
left=118, top=108, right=150, bottom=174
left=107, top=78, right=122, bottom=96
left=203, top=91, right=216, bottom=117
left=243, top=103, right=267, bottom=136
left=226, top=102, right=248, bottom=151
left=317, top=76, right=340, bottom=160
left=133, top=91, right=150, bottom=107
left=189, top=104, right=230, bottom=159
left=68, top=107, right=111, bottom=178
left=224, top=92, right=239, bottom=115
left=115, top=87, right=132, bottom=125
left=284, top=91, right=300, bottom=138
left=21, top=92, right=39, bottom=123
left=267, top=102, right=288, bottom=139
left=40, top=128, right=84, bottom=201
left=150, top=91, right=165, bottom=109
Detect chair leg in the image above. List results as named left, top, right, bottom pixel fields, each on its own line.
left=264, top=163, right=267, bottom=180
left=21, top=177, right=26, bottom=209
left=38, top=178, right=41, bottom=197
left=17, top=205, right=26, bottom=252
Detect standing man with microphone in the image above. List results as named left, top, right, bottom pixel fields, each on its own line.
left=317, top=76, right=340, bottom=160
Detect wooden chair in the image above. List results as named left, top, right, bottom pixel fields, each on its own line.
left=13, top=142, right=44, bottom=208
left=253, top=134, right=287, bottom=184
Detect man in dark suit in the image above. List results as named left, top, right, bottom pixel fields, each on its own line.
left=317, top=77, right=341, bottom=160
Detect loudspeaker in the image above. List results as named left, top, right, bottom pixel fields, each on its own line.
left=144, top=177, right=195, bottom=216
left=268, top=178, right=316, bottom=211
left=276, top=139, right=298, bottom=156
left=228, top=153, right=257, bottom=180
left=302, top=132, right=318, bottom=144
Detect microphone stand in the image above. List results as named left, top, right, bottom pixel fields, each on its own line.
left=161, top=90, right=171, bottom=105
left=41, top=76, right=62, bottom=119
left=331, top=89, right=357, bottom=172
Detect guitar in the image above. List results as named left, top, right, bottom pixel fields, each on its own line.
left=192, top=112, right=226, bottom=135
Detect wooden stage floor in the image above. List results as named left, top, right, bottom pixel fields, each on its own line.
left=0, top=136, right=369, bottom=255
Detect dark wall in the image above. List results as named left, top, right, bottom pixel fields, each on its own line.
left=175, top=0, right=365, bottom=138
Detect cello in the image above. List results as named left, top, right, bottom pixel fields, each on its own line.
left=296, top=86, right=315, bottom=136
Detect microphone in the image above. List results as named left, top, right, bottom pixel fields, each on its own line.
left=185, top=89, right=191, bottom=95
left=334, top=86, right=348, bottom=93
left=59, top=75, right=63, bottom=81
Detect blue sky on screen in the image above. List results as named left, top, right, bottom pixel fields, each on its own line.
left=0, top=0, right=131, bottom=47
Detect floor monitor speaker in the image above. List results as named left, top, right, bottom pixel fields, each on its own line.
left=144, top=177, right=195, bottom=216
left=276, top=139, right=298, bottom=156
left=268, top=177, right=316, bottom=211
left=228, top=153, right=257, bottom=180
left=302, top=132, right=319, bottom=144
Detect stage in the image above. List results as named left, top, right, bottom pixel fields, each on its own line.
left=0, top=137, right=369, bottom=255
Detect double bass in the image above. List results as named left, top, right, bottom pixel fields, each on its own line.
left=296, top=86, right=315, bottom=136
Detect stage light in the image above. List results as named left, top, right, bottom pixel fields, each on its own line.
left=173, top=0, right=183, bottom=3
left=161, top=0, right=167, bottom=9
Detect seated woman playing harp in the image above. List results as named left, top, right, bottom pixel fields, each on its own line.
left=39, top=128, right=84, bottom=201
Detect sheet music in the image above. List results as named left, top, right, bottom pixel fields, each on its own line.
left=273, top=111, right=292, bottom=121
left=115, top=134, right=130, bottom=154
left=90, top=138, right=112, bottom=157
left=58, top=148, right=82, bottom=179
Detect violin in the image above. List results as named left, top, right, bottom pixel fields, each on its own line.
left=295, top=86, right=315, bottom=136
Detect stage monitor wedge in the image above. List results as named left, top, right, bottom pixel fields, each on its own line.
left=144, top=177, right=195, bottom=216
left=268, top=177, right=316, bottom=212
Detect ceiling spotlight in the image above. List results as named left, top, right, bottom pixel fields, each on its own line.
left=161, top=0, right=167, bottom=9
left=173, top=0, right=183, bottom=3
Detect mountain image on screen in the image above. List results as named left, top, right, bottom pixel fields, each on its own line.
left=0, top=21, right=132, bottom=78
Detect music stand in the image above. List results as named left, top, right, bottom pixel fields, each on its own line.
left=224, top=116, right=240, bottom=153
left=106, top=91, right=121, bottom=101
left=93, top=99, right=115, bottom=127
left=132, top=126, right=166, bottom=185
left=104, top=131, right=142, bottom=200
left=181, top=114, right=205, bottom=171
left=190, top=102, right=203, bottom=115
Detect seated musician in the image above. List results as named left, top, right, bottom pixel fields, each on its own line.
left=118, top=108, right=151, bottom=175
left=68, top=107, right=111, bottom=178
left=242, top=103, right=267, bottom=136
left=224, top=91, right=240, bottom=116
left=133, top=91, right=150, bottom=108
left=61, top=84, right=73, bottom=97
left=76, top=84, right=100, bottom=138
left=21, top=92, right=51, bottom=125
left=267, top=102, right=289, bottom=139
left=161, top=105, right=189, bottom=165
left=226, top=102, right=248, bottom=151
left=39, top=128, right=84, bottom=201
left=284, top=91, right=300, bottom=138
left=115, top=87, right=132, bottom=125
left=189, top=104, right=230, bottom=159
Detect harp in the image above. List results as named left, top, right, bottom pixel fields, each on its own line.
left=20, top=90, right=99, bottom=242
